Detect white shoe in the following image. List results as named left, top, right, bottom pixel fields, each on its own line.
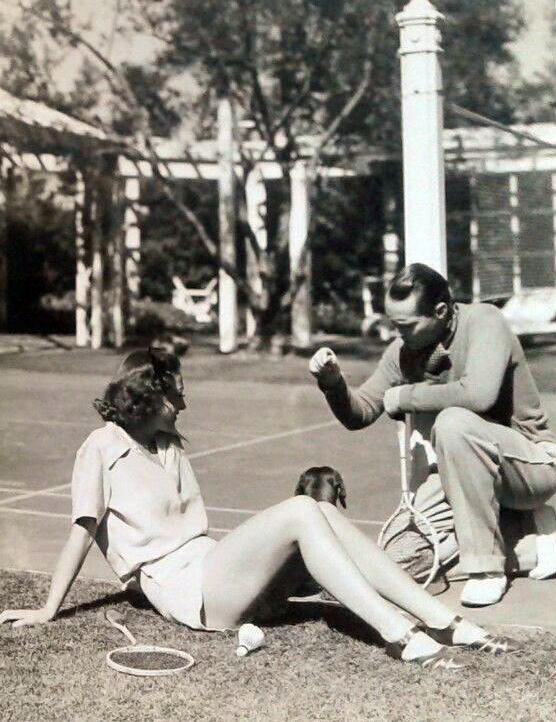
left=460, top=574, right=507, bottom=607
left=529, top=534, right=556, bottom=580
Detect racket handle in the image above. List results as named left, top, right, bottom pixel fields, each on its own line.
left=105, top=609, right=137, bottom=646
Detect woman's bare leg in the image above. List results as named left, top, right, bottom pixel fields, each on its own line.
left=317, top=502, right=494, bottom=643
left=202, top=496, right=444, bottom=658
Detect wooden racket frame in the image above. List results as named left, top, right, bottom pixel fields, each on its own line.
left=378, top=415, right=441, bottom=589
left=105, top=609, right=194, bottom=677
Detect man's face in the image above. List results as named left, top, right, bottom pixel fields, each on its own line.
left=385, top=291, right=448, bottom=350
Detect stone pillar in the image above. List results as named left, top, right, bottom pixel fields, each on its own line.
left=217, top=96, right=238, bottom=353
left=396, top=0, right=447, bottom=276
left=245, top=166, right=267, bottom=339
left=289, top=161, right=312, bottom=350
left=74, top=170, right=90, bottom=347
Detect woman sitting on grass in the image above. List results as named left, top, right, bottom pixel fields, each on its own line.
left=0, top=347, right=520, bottom=671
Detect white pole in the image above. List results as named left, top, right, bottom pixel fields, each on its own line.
left=90, top=183, right=103, bottom=351
left=289, top=160, right=312, bottom=350
left=124, top=176, right=141, bottom=307
left=396, top=0, right=447, bottom=276
left=110, top=175, right=125, bottom=349
left=74, top=171, right=90, bottom=347
left=245, top=166, right=267, bottom=339
left=217, top=96, right=238, bottom=354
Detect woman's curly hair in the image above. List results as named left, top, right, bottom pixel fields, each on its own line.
left=93, top=346, right=181, bottom=428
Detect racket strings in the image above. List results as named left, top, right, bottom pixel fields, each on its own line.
left=108, top=649, right=189, bottom=671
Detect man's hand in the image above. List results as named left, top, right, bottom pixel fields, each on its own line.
left=383, top=386, right=406, bottom=418
left=309, top=347, right=342, bottom=389
left=0, top=607, right=54, bottom=628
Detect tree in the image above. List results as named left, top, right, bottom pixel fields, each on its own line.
left=0, top=0, right=529, bottom=347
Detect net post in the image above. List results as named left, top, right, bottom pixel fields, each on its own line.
left=396, top=0, right=447, bottom=276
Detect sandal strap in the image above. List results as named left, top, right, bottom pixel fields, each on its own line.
left=385, top=625, right=421, bottom=660
left=385, top=627, right=467, bottom=670
left=426, top=615, right=464, bottom=646
left=427, top=618, right=521, bottom=654
left=469, top=634, right=521, bottom=655
left=419, top=647, right=466, bottom=670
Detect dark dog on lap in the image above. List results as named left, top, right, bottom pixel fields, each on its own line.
left=295, top=466, right=347, bottom=508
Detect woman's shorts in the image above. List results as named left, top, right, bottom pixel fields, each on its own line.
left=138, top=535, right=221, bottom=631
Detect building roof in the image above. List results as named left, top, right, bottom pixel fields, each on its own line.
left=0, top=87, right=118, bottom=156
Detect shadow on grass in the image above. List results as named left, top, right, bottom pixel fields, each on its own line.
left=266, top=600, right=384, bottom=648
left=57, top=588, right=154, bottom=620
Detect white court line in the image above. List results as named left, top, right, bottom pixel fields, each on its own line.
left=0, top=419, right=338, bottom=506
left=0, top=507, right=69, bottom=520
left=0, top=482, right=26, bottom=490
left=0, top=482, right=74, bottom=506
left=0, top=504, right=383, bottom=528
left=1, top=418, right=94, bottom=428
left=0, top=506, right=236, bottom=531
left=187, top=420, right=337, bottom=460
left=27, top=496, right=384, bottom=528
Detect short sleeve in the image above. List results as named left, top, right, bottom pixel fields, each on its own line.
left=177, top=450, right=202, bottom=501
left=71, top=438, right=108, bottom=524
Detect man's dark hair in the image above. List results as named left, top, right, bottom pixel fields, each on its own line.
left=387, top=263, right=452, bottom=315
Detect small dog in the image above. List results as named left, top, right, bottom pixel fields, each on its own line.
left=295, top=466, right=347, bottom=508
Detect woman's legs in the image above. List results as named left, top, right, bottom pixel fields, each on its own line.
left=316, top=503, right=490, bottom=644
left=202, top=496, right=435, bottom=655
left=317, top=503, right=453, bottom=625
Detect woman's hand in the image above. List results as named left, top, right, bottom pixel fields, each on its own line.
left=0, top=607, right=54, bottom=628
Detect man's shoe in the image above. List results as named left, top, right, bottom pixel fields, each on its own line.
left=459, top=573, right=507, bottom=607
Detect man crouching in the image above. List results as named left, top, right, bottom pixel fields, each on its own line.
left=310, top=263, right=556, bottom=606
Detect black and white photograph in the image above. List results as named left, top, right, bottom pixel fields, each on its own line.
left=1, top=1, right=556, bottom=720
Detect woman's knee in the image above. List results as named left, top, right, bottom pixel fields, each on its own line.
left=280, top=495, right=323, bottom=532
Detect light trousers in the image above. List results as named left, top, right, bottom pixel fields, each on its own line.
left=431, top=407, right=556, bottom=574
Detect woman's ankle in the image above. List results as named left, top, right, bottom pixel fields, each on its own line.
left=401, top=631, right=443, bottom=661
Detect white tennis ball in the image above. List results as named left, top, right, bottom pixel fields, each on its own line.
left=236, top=623, right=265, bottom=657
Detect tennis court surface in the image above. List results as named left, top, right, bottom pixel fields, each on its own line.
left=2, top=341, right=556, bottom=630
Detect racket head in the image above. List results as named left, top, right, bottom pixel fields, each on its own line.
left=106, top=644, right=195, bottom=677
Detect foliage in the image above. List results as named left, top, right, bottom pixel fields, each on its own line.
left=437, top=0, right=525, bottom=125
left=139, top=179, right=218, bottom=301
left=0, top=0, right=538, bottom=343
left=6, top=171, right=76, bottom=333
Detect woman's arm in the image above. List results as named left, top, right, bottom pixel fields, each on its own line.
left=0, top=518, right=97, bottom=628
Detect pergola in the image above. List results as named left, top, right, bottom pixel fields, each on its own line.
left=2, top=0, right=556, bottom=352
left=0, top=87, right=130, bottom=348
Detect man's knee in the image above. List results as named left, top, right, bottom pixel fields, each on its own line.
left=432, top=407, right=480, bottom=448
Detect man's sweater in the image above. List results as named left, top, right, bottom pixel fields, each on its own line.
left=322, top=302, right=556, bottom=444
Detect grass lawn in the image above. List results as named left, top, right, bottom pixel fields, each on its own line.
left=1, top=570, right=555, bottom=722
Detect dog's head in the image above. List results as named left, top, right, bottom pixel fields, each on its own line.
left=295, top=466, right=347, bottom=508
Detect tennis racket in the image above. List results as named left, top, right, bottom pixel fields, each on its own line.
left=378, top=414, right=441, bottom=588
left=105, top=609, right=194, bottom=677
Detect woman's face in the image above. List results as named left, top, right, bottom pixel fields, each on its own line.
left=154, top=373, right=186, bottom=433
